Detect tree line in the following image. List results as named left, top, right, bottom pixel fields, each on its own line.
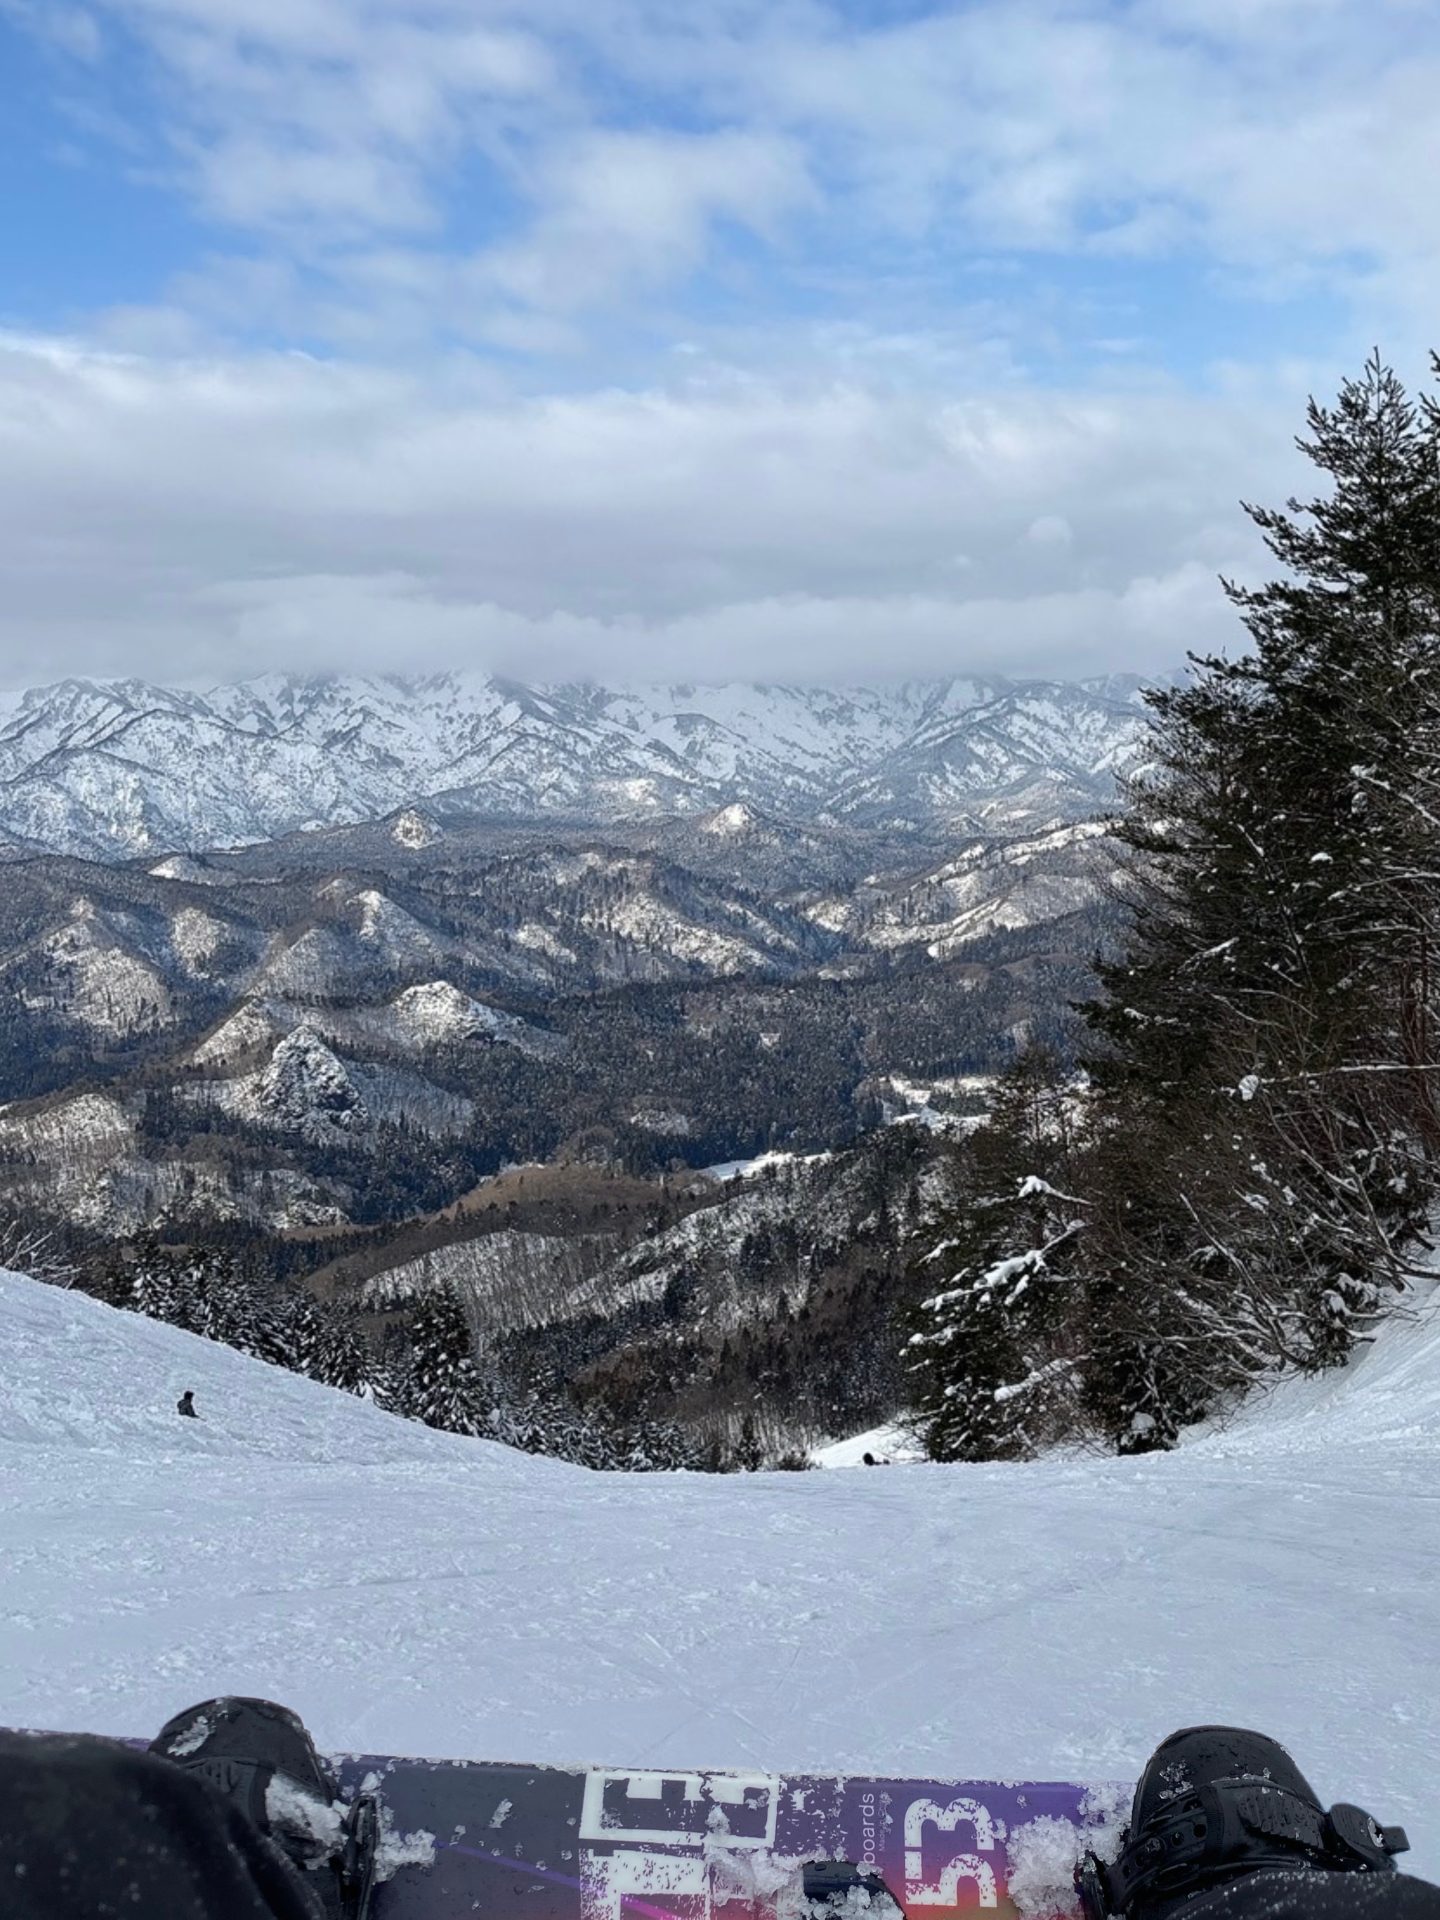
left=106, top=1240, right=713, bottom=1471
left=911, top=353, right=1440, bottom=1459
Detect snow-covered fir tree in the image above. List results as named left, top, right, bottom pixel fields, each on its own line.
left=911, top=354, right=1440, bottom=1460
left=908, top=1047, right=1086, bottom=1461
left=1080, top=352, right=1440, bottom=1440
left=120, top=1244, right=371, bottom=1398
left=399, top=1282, right=490, bottom=1435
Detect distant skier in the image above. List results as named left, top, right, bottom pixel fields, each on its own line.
left=177, top=1389, right=198, bottom=1418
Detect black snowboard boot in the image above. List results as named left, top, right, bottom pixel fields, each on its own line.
left=1078, top=1725, right=1410, bottom=1918
left=150, top=1696, right=377, bottom=1919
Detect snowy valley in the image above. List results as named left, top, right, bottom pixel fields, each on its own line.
left=0, top=673, right=1123, bottom=1473
left=0, top=666, right=1147, bottom=1487
left=0, top=819, right=1105, bottom=1242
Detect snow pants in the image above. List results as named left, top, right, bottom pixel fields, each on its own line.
left=0, top=1731, right=326, bottom=1920
left=1151, top=1865, right=1440, bottom=1917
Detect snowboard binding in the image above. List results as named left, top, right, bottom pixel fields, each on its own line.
left=150, top=1695, right=380, bottom=1920
left=801, top=1858, right=905, bottom=1920
left=1075, top=1726, right=1409, bottom=1918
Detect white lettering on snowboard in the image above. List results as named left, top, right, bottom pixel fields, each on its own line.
left=903, top=1798, right=999, bottom=1909
left=579, top=1771, right=779, bottom=1850
left=581, top=1845, right=711, bottom=1920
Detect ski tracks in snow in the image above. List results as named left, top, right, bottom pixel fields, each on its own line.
left=1, top=1272, right=1438, bottom=1874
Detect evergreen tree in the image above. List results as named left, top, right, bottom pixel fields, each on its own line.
left=400, top=1283, right=489, bottom=1436
left=622, top=1418, right=703, bottom=1472
left=908, top=1047, right=1085, bottom=1461
left=733, top=1411, right=765, bottom=1471
left=899, top=355, right=1440, bottom=1459
left=1080, top=353, right=1440, bottom=1439
left=286, top=1289, right=371, bottom=1394
left=119, top=1241, right=377, bottom=1401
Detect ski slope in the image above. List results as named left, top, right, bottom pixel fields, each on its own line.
left=1, top=1270, right=1437, bottom=1880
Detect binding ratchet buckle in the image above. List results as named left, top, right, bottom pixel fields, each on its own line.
left=1075, top=1779, right=1409, bottom=1919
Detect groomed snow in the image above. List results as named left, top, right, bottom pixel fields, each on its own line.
left=808, top=1424, right=923, bottom=1468
left=1, top=1270, right=1437, bottom=1880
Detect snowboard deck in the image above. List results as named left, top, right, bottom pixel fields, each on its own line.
left=332, top=1754, right=1125, bottom=1920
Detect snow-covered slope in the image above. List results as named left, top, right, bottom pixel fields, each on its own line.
left=809, top=821, right=1115, bottom=954
left=2, top=1272, right=1436, bottom=1873
left=0, top=674, right=1146, bottom=858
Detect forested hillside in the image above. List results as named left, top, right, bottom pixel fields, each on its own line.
left=912, top=354, right=1440, bottom=1461
left=0, top=839, right=1106, bottom=1243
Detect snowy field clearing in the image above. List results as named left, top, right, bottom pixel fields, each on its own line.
left=1, top=1269, right=1437, bottom=1878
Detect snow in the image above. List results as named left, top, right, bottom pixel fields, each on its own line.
left=808, top=1425, right=922, bottom=1469
left=703, top=804, right=759, bottom=838
left=1009, top=1788, right=1132, bottom=1916
left=190, top=986, right=551, bottom=1079
left=1, top=1270, right=1438, bottom=1882
left=150, top=856, right=204, bottom=880
left=630, top=1108, right=694, bottom=1136
left=808, top=826, right=1111, bottom=957
left=350, top=888, right=448, bottom=960
left=39, top=913, right=178, bottom=1037
left=703, top=1149, right=832, bottom=1182
left=390, top=808, right=439, bottom=850
left=163, top=1707, right=217, bottom=1758
left=190, top=999, right=281, bottom=1066
left=259, top=1025, right=365, bottom=1134
left=0, top=673, right=1144, bottom=860
left=170, top=905, right=235, bottom=976
left=385, top=982, right=538, bottom=1052
left=266, top=1772, right=346, bottom=1856
left=585, top=894, right=773, bottom=975
left=512, top=921, right=576, bottom=963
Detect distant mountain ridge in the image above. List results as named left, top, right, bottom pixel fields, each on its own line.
left=0, top=672, right=1150, bottom=860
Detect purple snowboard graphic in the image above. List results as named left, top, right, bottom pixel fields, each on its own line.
left=335, top=1755, right=1126, bottom=1920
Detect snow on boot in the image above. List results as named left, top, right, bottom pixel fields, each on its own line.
left=150, top=1695, right=377, bottom=1919
left=1077, top=1726, right=1409, bottom=1918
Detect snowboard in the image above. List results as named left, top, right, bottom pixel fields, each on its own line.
left=331, top=1753, right=1128, bottom=1920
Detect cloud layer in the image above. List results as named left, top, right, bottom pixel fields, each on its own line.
left=0, top=328, right=1302, bottom=683
left=3, top=0, right=1438, bottom=686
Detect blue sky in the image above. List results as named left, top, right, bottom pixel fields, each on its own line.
left=0, top=0, right=1437, bottom=685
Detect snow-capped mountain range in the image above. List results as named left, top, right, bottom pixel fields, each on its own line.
left=0, top=672, right=1149, bottom=859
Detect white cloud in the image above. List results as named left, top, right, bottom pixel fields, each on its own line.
left=194, top=567, right=1241, bottom=686
left=25, top=0, right=1440, bottom=346
left=1027, top=514, right=1074, bottom=548
left=726, top=1, right=1440, bottom=320
left=93, top=0, right=559, bottom=234
left=1, top=0, right=103, bottom=61
left=480, top=127, right=814, bottom=312
left=0, top=327, right=1303, bottom=686
left=9, top=1, right=1440, bottom=691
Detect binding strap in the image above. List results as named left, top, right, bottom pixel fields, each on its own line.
left=1076, top=1779, right=1409, bottom=1918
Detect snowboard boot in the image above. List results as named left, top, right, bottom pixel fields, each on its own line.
left=150, top=1696, right=378, bottom=1919
left=1077, top=1726, right=1410, bottom=1918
